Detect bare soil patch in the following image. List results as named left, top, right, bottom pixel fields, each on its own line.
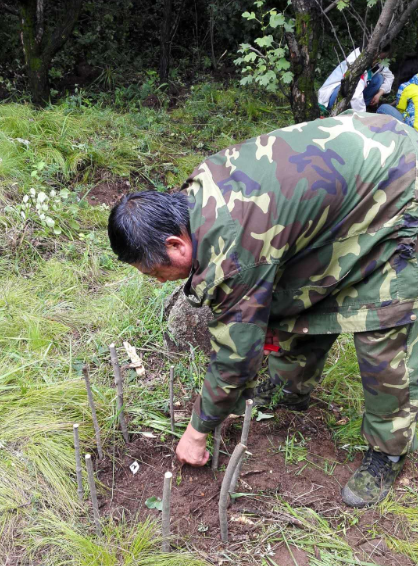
left=97, top=401, right=417, bottom=565
left=85, top=179, right=131, bottom=207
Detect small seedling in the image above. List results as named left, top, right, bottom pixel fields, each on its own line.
left=169, top=365, right=175, bottom=433
left=229, top=399, right=253, bottom=494
left=82, top=366, right=103, bottom=460
left=145, top=496, right=163, bottom=511
left=219, top=442, right=247, bottom=543
left=109, top=343, right=129, bottom=443
left=162, top=471, right=172, bottom=552
left=176, top=469, right=182, bottom=486
left=85, top=453, right=101, bottom=536
left=211, top=424, right=222, bottom=470
left=73, top=424, right=83, bottom=502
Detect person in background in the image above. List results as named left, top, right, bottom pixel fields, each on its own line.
left=377, top=73, right=418, bottom=131
left=318, top=47, right=394, bottom=113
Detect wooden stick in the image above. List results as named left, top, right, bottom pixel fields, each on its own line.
left=211, top=424, right=222, bottom=470
left=85, top=453, right=102, bottom=536
left=229, top=399, right=253, bottom=494
left=109, top=343, right=129, bottom=443
left=82, top=365, right=104, bottom=460
left=169, top=365, right=175, bottom=433
left=73, top=424, right=83, bottom=502
left=162, top=471, right=172, bottom=552
left=219, top=443, right=247, bottom=543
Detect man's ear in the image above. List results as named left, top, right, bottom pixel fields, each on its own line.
left=165, top=235, right=189, bottom=256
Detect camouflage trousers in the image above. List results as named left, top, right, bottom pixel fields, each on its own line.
left=268, top=322, right=418, bottom=456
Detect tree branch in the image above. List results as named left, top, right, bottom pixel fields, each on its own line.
left=1, top=2, right=19, bottom=16
left=44, top=0, right=83, bottom=61
left=314, top=0, right=347, bottom=62
left=324, top=0, right=339, bottom=15
left=383, top=0, right=418, bottom=47
left=35, top=0, right=44, bottom=44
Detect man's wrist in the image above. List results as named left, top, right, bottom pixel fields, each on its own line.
left=186, top=421, right=208, bottom=441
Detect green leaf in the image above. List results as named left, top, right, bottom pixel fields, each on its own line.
left=276, top=57, right=291, bottom=70
left=284, top=21, right=294, bottom=32
left=256, top=411, right=274, bottom=421
left=244, top=52, right=257, bottom=62
left=269, top=13, right=285, bottom=28
left=271, top=48, right=285, bottom=59
left=242, top=11, right=256, bottom=20
left=255, top=35, right=273, bottom=48
left=68, top=220, right=80, bottom=230
left=240, top=76, right=254, bottom=86
left=281, top=71, right=293, bottom=84
left=337, top=0, right=349, bottom=10
left=145, top=496, right=163, bottom=511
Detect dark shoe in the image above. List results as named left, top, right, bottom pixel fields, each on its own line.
left=253, top=379, right=310, bottom=411
left=341, top=449, right=406, bottom=508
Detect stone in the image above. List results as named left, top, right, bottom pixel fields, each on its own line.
left=163, top=285, right=213, bottom=355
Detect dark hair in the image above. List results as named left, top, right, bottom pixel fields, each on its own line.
left=108, top=191, right=189, bottom=267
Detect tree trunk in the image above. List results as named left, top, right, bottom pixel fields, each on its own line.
left=286, top=0, right=320, bottom=123
left=18, top=0, right=83, bottom=106
left=209, top=3, right=217, bottom=70
left=19, top=0, right=50, bottom=105
left=159, top=0, right=173, bottom=82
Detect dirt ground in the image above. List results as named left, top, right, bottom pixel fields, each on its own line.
left=97, top=402, right=417, bottom=566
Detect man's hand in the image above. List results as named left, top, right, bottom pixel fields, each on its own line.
left=176, top=422, right=209, bottom=466
left=370, top=89, right=385, bottom=106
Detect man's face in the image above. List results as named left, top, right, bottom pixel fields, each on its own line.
left=135, top=261, right=191, bottom=283
left=133, top=233, right=193, bottom=284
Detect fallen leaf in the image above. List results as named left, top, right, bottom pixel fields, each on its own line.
left=123, top=341, right=145, bottom=377
left=230, top=515, right=255, bottom=525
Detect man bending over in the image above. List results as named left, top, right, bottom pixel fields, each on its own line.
left=108, top=110, right=418, bottom=508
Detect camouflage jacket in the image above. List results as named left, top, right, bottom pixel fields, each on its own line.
left=182, top=111, right=418, bottom=433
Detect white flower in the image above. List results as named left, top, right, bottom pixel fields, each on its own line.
left=39, top=213, right=46, bottom=220
left=42, top=204, right=48, bottom=211
left=29, top=188, right=36, bottom=196
left=37, top=191, right=47, bottom=203
left=20, top=211, right=26, bottom=220
left=50, top=190, right=56, bottom=197
left=23, top=195, right=29, bottom=203
left=45, top=217, right=55, bottom=227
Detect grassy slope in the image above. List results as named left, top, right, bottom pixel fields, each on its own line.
left=1, top=85, right=417, bottom=565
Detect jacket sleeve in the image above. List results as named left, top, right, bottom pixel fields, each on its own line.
left=397, top=85, right=411, bottom=112
left=350, top=76, right=367, bottom=112
left=191, top=265, right=276, bottom=433
left=380, top=66, right=394, bottom=94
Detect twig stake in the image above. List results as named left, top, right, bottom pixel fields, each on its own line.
left=73, top=424, right=83, bottom=502
left=82, top=365, right=103, bottom=459
left=219, top=443, right=247, bottom=543
left=229, top=399, right=253, bottom=494
left=169, top=365, right=175, bottom=433
left=85, top=453, right=102, bottom=536
left=109, top=343, right=129, bottom=443
left=162, top=471, right=173, bottom=552
left=211, top=424, right=222, bottom=470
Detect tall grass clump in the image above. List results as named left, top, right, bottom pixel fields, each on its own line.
left=25, top=514, right=205, bottom=566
